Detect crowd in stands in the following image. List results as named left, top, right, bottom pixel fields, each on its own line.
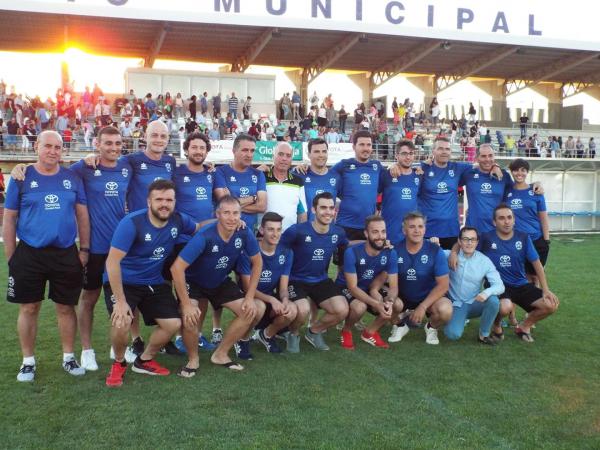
left=0, top=78, right=597, bottom=159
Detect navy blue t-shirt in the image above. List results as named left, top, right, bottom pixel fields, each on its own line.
left=214, top=165, right=267, bottom=230
left=393, top=240, right=449, bottom=304
left=5, top=166, right=87, bottom=248
left=461, top=168, right=511, bottom=233
left=173, top=165, right=215, bottom=243
left=332, top=158, right=382, bottom=229
left=280, top=221, right=348, bottom=283
left=107, top=209, right=196, bottom=285
left=418, top=161, right=471, bottom=238
left=236, top=245, right=293, bottom=294
left=296, top=168, right=340, bottom=221
left=336, top=243, right=398, bottom=291
left=505, top=186, right=547, bottom=241
left=122, top=151, right=176, bottom=213
left=71, top=159, right=132, bottom=254
left=379, top=169, right=421, bottom=242
left=179, top=222, right=260, bottom=289
left=479, top=230, right=539, bottom=288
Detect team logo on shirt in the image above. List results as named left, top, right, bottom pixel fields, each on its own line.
left=305, top=236, right=312, bottom=242
left=372, top=164, right=378, bottom=171
left=94, top=169, right=102, bottom=177
left=448, top=170, right=455, bottom=177
left=364, top=269, right=375, bottom=279
left=360, top=173, right=371, bottom=185
left=510, top=199, right=523, bottom=209
left=252, top=175, right=258, bottom=183
left=165, top=163, right=172, bottom=172
left=481, top=183, right=492, bottom=194
left=152, top=247, right=165, bottom=260
left=406, top=268, right=417, bottom=280
left=122, top=168, right=129, bottom=177
left=499, top=255, right=511, bottom=267
left=170, top=227, right=178, bottom=238
left=359, top=258, right=366, bottom=265
left=329, top=178, right=336, bottom=186
left=515, top=241, right=522, bottom=250
left=140, top=163, right=147, bottom=170
left=63, top=180, right=72, bottom=189
left=279, top=255, right=286, bottom=264
left=240, top=187, right=250, bottom=196
left=145, top=233, right=152, bottom=241
left=234, top=238, right=242, bottom=249
left=401, top=188, right=412, bottom=199
left=421, top=255, right=429, bottom=264
left=381, top=256, right=387, bottom=265
left=313, top=248, right=325, bottom=261
left=528, top=190, right=534, bottom=196
left=183, top=176, right=190, bottom=183
left=44, top=194, right=60, bottom=210
left=207, top=174, right=212, bottom=183
left=414, top=178, right=420, bottom=186
left=437, top=182, right=448, bottom=193
left=332, top=234, right=338, bottom=244
left=30, top=181, right=38, bottom=188
left=216, top=256, right=229, bottom=269
left=212, top=245, right=219, bottom=252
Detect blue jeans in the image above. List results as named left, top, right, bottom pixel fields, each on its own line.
left=444, top=296, right=500, bottom=340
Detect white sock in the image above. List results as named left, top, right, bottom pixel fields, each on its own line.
left=63, top=352, right=75, bottom=362
left=23, top=356, right=35, bottom=366
left=82, top=348, right=94, bottom=355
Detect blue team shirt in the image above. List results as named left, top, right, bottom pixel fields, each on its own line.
left=173, top=165, right=215, bottom=243
left=393, top=240, right=449, bottom=304
left=106, top=209, right=196, bottom=285
left=179, top=222, right=260, bottom=289
left=280, top=221, right=348, bottom=283
left=332, top=158, right=383, bottom=229
left=123, top=151, right=176, bottom=213
left=462, top=168, right=512, bottom=233
left=336, top=243, right=398, bottom=291
left=379, top=169, right=421, bottom=242
left=5, top=166, right=87, bottom=248
left=214, top=165, right=267, bottom=229
left=296, top=168, right=340, bottom=221
left=236, top=245, right=293, bottom=294
left=505, top=186, right=547, bottom=241
left=418, top=161, right=471, bottom=238
left=479, top=230, right=539, bottom=287
left=70, top=159, right=131, bottom=254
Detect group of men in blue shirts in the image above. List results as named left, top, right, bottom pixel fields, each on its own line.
left=4, top=125, right=559, bottom=386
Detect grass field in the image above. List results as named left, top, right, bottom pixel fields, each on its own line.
left=1, top=236, right=599, bottom=449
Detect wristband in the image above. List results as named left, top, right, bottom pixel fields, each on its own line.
left=79, top=247, right=90, bottom=253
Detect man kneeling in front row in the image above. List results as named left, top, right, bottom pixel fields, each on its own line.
left=336, top=215, right=403, bottom=349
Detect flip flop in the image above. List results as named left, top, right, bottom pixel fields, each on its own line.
left=515, top=327, right=534, bottom=343
left=177, top=366, right=198, bottom=378
left=491, top=330, right=504, bottom=341
left=213, top=361, right=244, bottom=371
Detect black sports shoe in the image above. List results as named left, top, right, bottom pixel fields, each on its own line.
left=478, top=335, right=497, bottom=346
left=131, top=337, right=145, bottom=356
left=160, top=340, right=184, bottom=356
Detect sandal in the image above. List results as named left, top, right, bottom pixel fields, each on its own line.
left=177, top=365, right=198, bottom=378
left=491, top=330, right=504, bottom=341
left=515, top=327, right=534, bottom=343
left=213, top=361, right=244, bottom=371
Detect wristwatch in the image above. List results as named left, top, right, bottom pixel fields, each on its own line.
left=252, top=194, right=258, bottom=204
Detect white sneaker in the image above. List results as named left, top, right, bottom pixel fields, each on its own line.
left=80, top=349, right=98, bottom=371
left=388, top=324, right=410, bottom=343
left=17, top=364, right=36, bottom=382
left=425, top=323, right=439, bottom=345
left=110, top=346, right=137, bottom=363
left=63, top=358, right=86, bottom=376
left=110, top=346, right=115, bottom=360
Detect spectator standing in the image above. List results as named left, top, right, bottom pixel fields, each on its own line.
left=519, top=113, right=529, bottom=138
left=228, top=92, right=239, bottom=119
left=564, top=136, right=575, bottom=158
left=575, top=137, right=585, bottom=158
left=291, top=91, right=301, bottom=120
left=200, top=92, right=208, bottom=116
left=468, top=102, right=476, bottom=122
left=212, top=93, right=222, bottom=117
left=505, top=134, right=516, bottom=156
left=589, top=137, right=596, bottom=158
left=338, top=105, right=348, bottom=134
left=242, top=96, right=252, bottom=120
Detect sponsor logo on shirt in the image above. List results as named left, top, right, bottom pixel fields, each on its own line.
left=510, top=198, right=523, bottom=209
left=44, top=194, right=60, bottom=210
left=216, top=256, right=229, bottom=269
left=196, top=186, right=208, bottom=200
left=360, top=173, right=371, bottom=185
left=151, top=247, right=165, bottom=260
left=437, top=182, right=448, bottom=193
left=499, top=255, right=511, bottom=267
left=260, top=270, right=272, bottom=282
left=364, top=269, right=374, bottom=279
left=105, top=181, right=119, bottom=197
left=401, top=188, right=412, bottom=199
left=313, top=248, right=325, bottom=261
left=481, top=183, right=492, bottom=194
left=406, top=268, right=417, bottom=280
left=63, top=179, right=72, bottom=189
left=240, top=187, right=250, bottom=196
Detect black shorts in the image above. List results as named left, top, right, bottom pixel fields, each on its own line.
left=501, top=283, right=543, bottom=313
left=287, top=279, right=343, bottom=306
left=161, top=242, right=186, bottom=282
left=335, top=226, right=365, bottom=266
left=438, top=237, right=458, bottom=250
left=187, top=278, right=244, bottom=309
left=7, top=242, right=83, bottom=305
left=341, top=287, right=385, bottom=316
left=103, top=282, right=180, bottom=326
left=525, top=238, right=550, bottom=274
left=83, top=253, right=108, bottom=291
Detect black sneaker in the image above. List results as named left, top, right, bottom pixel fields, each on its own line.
left=131, top=337, right=145, bottom=356
left=478, top=335, right=497, bottom=346
left=160, top=340, right=184, bottom=356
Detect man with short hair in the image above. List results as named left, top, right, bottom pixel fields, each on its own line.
left=480, top=205, right=559, bottom=343
left=170, top=196, right=265, bottom=373
left=4, top=130, right=90, bottom=382
left=214, top=134, right=267, bottom=231
left=389, top=212, right=452, bottom=345
left=280, top=192, right=350, bottom=352
left=104, top=180, right=198, bottom=386
left=337, top=216, right=403, bottom=350
left=443, top=227, right=504, bottom=345
left=237, top=212, right=297, bottom=354
left=264, top=142, right=307, bottom=231
left=228, top=92, right=239, bottom=119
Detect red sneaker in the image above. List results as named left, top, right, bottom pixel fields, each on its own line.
left=340, top=330, right=355, bottom=350
left=106, top=361, right=127, bottom=387
left=361, top=330, right=389, bottom=349
left=132, top=358, right=170, bottom=376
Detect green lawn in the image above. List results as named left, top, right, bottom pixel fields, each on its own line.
left=1, top=236, right=599, bottom=449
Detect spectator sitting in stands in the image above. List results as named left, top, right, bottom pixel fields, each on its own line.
left=208, top=122, right=220, bottom=141
left=483, top=129, right=492, bottom=144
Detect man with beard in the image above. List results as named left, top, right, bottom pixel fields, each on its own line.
left=336, top=216, right=403, bottom=350
left=104, top=180, right=198, bottom=387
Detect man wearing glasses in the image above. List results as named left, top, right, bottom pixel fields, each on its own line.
left=443, top=227, right=504, bottom=345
